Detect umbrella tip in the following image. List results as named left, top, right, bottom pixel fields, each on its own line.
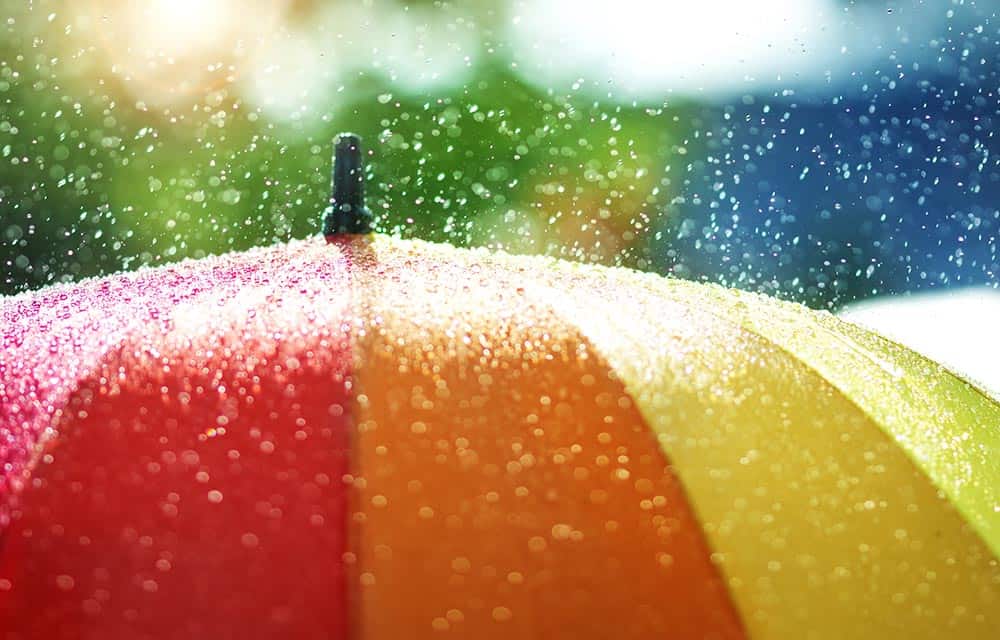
left=323, top=132, right=373, bottom=236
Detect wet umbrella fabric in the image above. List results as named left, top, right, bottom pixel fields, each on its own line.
left=1, top=235, right=998, bottom=639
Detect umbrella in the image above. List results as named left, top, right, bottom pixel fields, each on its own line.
left=1, top=136, right=998, bottom=640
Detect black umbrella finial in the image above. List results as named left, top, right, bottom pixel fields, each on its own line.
left=323, top=132, right=373, bottom=236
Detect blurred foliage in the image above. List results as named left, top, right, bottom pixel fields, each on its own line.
left=0, top=2, right=688, bottom=296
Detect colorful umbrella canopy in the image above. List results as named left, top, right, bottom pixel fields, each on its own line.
left=1, top=233, right=998, bottom=639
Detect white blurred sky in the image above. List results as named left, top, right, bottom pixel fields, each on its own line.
left=88, top=0, right=968, bottom=114
left=839, top=289, right=1000, bottom=398
left=507, top=0, right=951, bottom=98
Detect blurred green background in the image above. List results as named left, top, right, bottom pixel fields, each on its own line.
left=1, top=1, right=686, bottom=293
